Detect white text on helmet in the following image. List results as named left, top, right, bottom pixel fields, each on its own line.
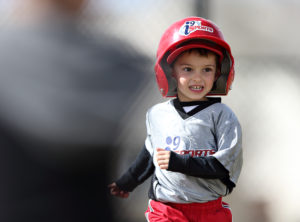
left=179, top=21, right=214, bottom=36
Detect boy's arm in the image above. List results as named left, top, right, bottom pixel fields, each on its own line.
left=168, top=152, right=229, bottom=179
left=114, top=144, right=155, bottom=192
left=157, top=149, right=235, bottom=192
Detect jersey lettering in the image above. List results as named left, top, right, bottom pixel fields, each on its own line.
left=174, top=149, right=215, bottom=157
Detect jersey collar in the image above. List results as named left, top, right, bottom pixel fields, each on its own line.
left=173, top=97, right=221, bottom=119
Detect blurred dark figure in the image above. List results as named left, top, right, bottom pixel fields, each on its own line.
left=0, top=0, right=151, bottom=221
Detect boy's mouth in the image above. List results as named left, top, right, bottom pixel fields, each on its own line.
left=189, top=85, right=204, bottom=91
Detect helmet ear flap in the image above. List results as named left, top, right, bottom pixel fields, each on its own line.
left=158, top=53, right=178, bottom=97
left=155, top=64, right=168, bottom=97
left=208, top=51, right=232, bottom=95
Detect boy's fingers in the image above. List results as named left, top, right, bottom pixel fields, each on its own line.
left=108, top=182, right=129, bottom=198
left=120, top=191, right=129, bottom=197
left=111, top=190, right=119, bottom=195
left=157, top=160, right=169, bottom=170
left=156, top=148, right=164, bottom=152
left=157, top=159, right=169, bottom=164
left=156, top=150, right=170, bottom=155
left=108, top=182, right=117, bottom=188
left=156, top=155, right=166, bottom=160
left=159, top=163, right=168, bottom=169
left=156, top=152, right=170, bottom=160
left=116, top=191, right=129, bottom=198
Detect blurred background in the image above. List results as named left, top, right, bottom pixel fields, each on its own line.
left=0, top=0, right=300, bottom=222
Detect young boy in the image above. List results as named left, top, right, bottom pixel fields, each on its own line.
left=109, top=17, right=242, bottom=222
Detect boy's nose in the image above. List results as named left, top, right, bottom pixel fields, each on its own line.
left=192, top=72, right=203, bottom=82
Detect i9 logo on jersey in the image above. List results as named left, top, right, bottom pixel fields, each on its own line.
left=164, top=136, right=191, bottom=151
left=163, top=136, right=214, bottom=156
left=165, top=136, right=181, bottom=151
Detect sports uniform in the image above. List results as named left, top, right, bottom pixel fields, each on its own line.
left=112, top=17, right=243, bottom=222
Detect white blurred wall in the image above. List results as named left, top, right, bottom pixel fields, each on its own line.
left=213, top=1, right=300, bottom=221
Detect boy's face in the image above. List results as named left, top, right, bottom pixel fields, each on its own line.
left=172, top=50, right=217, bottom=102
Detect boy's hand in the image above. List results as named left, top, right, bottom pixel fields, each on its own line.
left=108, top=182, right=129, bottom=198
left=156, top=148, right=171, bottom=170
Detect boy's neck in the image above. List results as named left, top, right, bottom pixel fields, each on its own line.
left=177, top=97, right=208, bottom=104
left=176, top=97, right=221, bottom=105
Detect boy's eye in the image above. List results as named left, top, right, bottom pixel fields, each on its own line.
left=203, top=67, right=213, bottom=72
left=183, top=67, right=192, bottom=72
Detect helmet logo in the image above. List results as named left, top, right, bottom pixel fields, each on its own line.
left=179, top=21, right=214, bottom=36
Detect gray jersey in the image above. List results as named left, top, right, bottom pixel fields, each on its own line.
left=145, top=99, right=243, bottom=203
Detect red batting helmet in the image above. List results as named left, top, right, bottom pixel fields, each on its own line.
left=154, top=17, right=235, bottom=97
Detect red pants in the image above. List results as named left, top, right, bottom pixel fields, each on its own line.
left=145, top=198, right=232, bottom=222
